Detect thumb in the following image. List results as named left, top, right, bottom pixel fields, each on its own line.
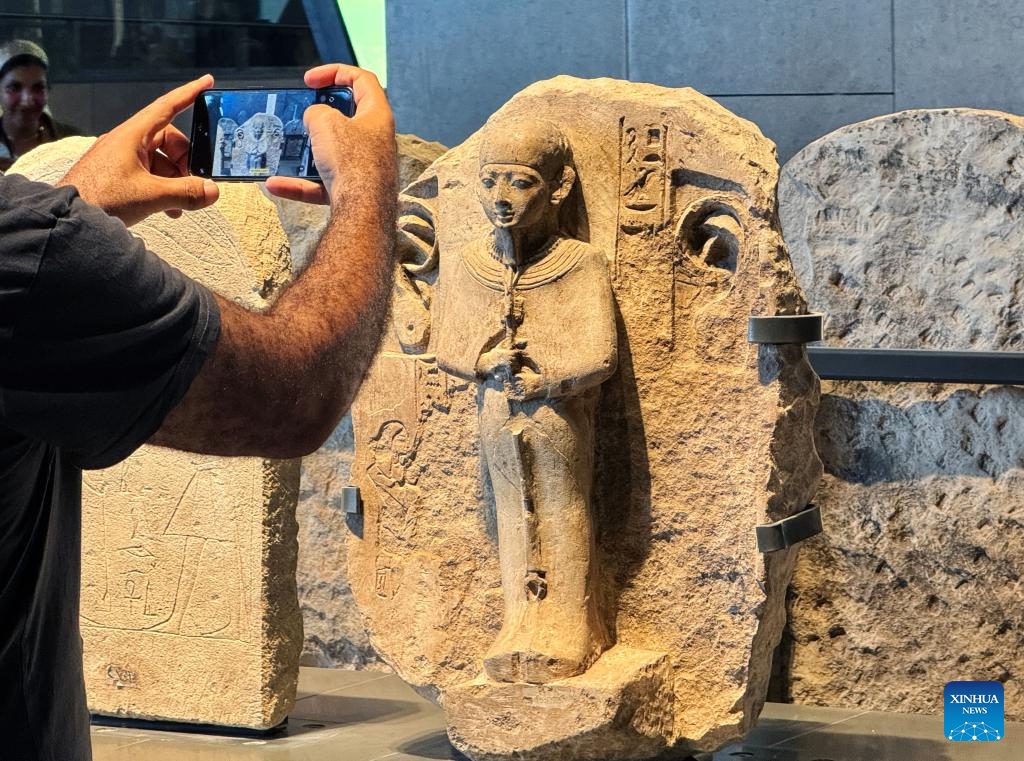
left=147, top=175, right=220, bottom=216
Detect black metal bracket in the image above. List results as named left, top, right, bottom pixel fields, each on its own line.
left=748, top=315, right=1024, bottom=384
left=747, top=314, right=824, bottom=344
left=807, top=346, right=1024, bottom=385
left=756, top=505, right=823, bottom=553
left=342, top=486, right=362, bottom=516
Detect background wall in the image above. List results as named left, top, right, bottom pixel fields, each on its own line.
left=50, top=77, right=300, bottom=138
left=385, top=0, right=1024, bottom=163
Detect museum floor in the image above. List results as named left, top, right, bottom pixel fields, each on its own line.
left=90, top=667, right=1020, bottom=760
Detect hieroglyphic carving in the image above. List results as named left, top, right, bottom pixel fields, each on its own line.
left=617, top=119, right=671, bottom=236
left=81, top=452, right=257, bottom=644
left=357, top=353, right=443, bottom=606
left=614, top=118, right=678, bottom=349
left=612, top=118, right=672, bottom=307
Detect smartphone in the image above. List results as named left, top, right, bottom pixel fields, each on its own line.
left=188, top=86, right=354, bottom=181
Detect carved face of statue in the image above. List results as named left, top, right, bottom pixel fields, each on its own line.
left=477, top=163, right=554, bottom=230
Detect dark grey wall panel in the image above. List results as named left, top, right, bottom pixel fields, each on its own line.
left=715, top=93, right=895, bottom=163
left=386, top=0, right=627, bottom=146
left=895, top=0, right=1024, bottom=113
left=629, top=0, right=892, bottom=94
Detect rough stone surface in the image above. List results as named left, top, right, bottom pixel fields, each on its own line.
left=11, top=139, right=303, bottom=728
left=347, top=77, right=820, bottom=758
left=285, top=132, right=447, bottom=669
left=779, top=109, right=1024, bottom=720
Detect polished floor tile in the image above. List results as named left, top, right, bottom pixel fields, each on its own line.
left=712, top=701, right=1020, bottom=761
left=91, top=668, right=1020, bottom=760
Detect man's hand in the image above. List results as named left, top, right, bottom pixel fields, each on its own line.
left=265, top=64, right=395, bottom=207
left=149, top=64, right=398, bottom=459
left=58, top=76, right=219, bottom=227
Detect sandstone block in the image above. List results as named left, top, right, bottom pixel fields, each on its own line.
left=12, top=139, right=302, bottom=728
left=347, top=77, right=821, bottom=758
left=779, top=109, right=1024, bottom=720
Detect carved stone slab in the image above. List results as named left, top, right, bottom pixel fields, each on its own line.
left=779, top=109, right=1024, bottom=720
left=348, top=77, right=820, bottom=758
left=11, top=139, right=302, bottom=728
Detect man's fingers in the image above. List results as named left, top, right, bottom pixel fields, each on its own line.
left=303, top=64, right=388, bottom=117
left=154, top=124, right=192, bottom=169
left=138, top=75, right=214, bottom=142
left=303, top=103, right=345, bottom=132
left=151, top=150, right=180, bottom=179
left=265, top=176, right=330, bottom=205
left=303, top=63, right=360, bottom=89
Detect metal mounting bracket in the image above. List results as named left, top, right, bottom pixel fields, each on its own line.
left=342, top=486, right=363, bottom=516
left=747, top=314, right=824, bottom=345
left=756, top=504, right=823, bottom=553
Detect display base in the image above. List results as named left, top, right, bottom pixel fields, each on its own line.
left=90, top=714, right=288, bottom=738
left=443, top=645, right=672, bottom=761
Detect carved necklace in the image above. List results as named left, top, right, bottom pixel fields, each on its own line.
left=465, top=234, right=587, bottom=292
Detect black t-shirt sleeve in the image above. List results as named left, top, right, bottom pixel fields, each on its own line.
left=0, top=178, right=220, bottom=469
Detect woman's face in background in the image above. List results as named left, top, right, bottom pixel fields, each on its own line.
left=1, top=64, right=48, bottom=125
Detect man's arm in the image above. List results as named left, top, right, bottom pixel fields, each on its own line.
left=60, top=65, right=398, bottom=459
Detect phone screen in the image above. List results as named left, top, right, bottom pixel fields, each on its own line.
left=189, top=87, right=354, bottom=181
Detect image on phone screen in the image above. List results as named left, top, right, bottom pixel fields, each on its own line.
left=190, top=87, right=353, bottom=181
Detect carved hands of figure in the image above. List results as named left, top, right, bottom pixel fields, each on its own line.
left=475, top=340, right=545, bottom=402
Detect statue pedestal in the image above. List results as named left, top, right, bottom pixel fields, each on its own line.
left=443, top=646, right=672, bottom=761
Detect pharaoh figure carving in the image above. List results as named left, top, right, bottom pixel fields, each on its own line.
left=229, top=112, right=285, bottom=176
left=433, top=120, right=617, bottom=683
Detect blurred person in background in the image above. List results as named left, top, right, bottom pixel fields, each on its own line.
left=0, top=39, right=79, bottom=171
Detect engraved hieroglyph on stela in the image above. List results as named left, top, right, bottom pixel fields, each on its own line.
left=81, top=459, right=251, bottom=642
left=618, top=120, right=670, bottom=235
